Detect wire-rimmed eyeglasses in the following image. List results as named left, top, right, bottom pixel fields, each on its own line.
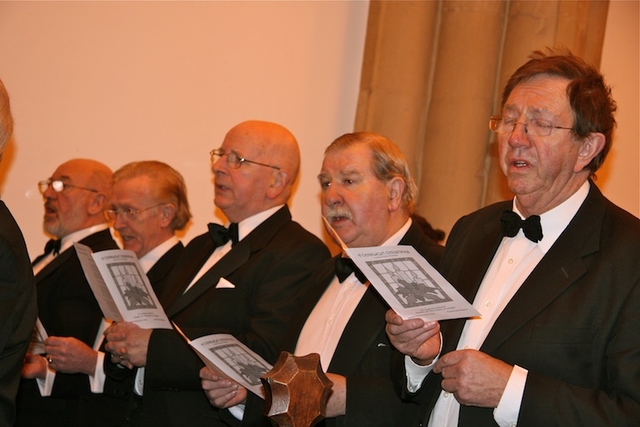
left=104, top=204, right=164, bottom=221
left=210, top=148, right=280, bottom=170
left=38, top=178, right=98, bottom=194
left=489, top=115, right=574, bottom=137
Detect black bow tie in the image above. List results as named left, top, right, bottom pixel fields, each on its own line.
left=208, top=223, right=239, bottom=248
left=44, top=238, right=61, bottom=256
left=500, top=210, right=543, bottom=243
left=335, top=256, right=367, bottom=283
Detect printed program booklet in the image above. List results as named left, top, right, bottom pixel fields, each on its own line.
left=174, top=323, right=272, bottom=398
left=74, top=242, right=172, bottom=329
left=345, top=245, right=480, bottom=322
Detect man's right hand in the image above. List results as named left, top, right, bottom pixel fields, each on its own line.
left=385, top=309, right=441, bottom=366
left=199, top=366, right=248, bottom=409
left=22, top=353, right=48, bottom=379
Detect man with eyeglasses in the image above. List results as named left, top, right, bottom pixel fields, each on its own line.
left=15, top=158, right=119, bottom=427
left=386, top=49, right=640, bottom=426
left=0, top=78, right=37, bottom=427
left=72, top=160, right=192, bottom=426
left=103, top=120, right=331, bottom=427
left=107, top=160, right=191, bottom=297
left=200, top=131, right=444, bottom=427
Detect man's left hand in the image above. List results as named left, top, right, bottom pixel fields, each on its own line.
left=433, top=349, right=512, bottom=408
left=44, top=336, right=98, bottom=375
left=104, top=322, right=152, bottom=368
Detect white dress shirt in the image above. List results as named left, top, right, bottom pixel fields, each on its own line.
left=229, top=218, right=413, bottom=421
left=405, top=181, right=590, bottom=427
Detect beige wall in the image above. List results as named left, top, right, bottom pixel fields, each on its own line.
left=0, top=1, right=637, bottom=258
left=0, top=1, right=369, bottom=256
left=598, top=0, right=639, bottom=218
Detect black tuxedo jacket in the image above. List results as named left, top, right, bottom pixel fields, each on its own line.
left=0, top=201, right=37, bottom=427
left=132, top=206, right=331, bottom=427
left=77, top=241, right=185, bottom=427
left=145, top=241, right=185, bottom=298
left=238, top=221, right=443, bottom=427
left=401, top=183, right=640, bottom=426
left=15, top=228, right=118, bottom=427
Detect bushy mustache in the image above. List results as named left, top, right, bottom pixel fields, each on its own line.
left=324, top=207, right=352, bottom=221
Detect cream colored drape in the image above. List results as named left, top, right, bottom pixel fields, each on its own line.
left=355, top=0, right=609, bottom=239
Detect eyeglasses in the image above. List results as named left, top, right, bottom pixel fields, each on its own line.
left=489, top=115, right=574, bottom=137
left=104, top=204, right=164, bottom=221
left=210, top=148, right=280, bottom=170
left=38, top=178, right=98, bottom=194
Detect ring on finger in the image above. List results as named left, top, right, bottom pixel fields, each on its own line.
left=46, top=355, right=53, bottom=364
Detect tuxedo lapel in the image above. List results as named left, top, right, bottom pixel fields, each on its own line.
left=165, top=206, right=292, bottom=318
left=329, top=288, right=386, bottom=373
left=166, top=243, right=250, bottom=317
left=146, top=242, right=184, bottom=297
left=481, top=187, right=605, bottom=353
left=441, top=207, right=507, bottom=353
left=34, top=248, right=75, bottom=281
left=460, top=219, right=505, bottom=301
left=159, top=235, right=214, bottom=310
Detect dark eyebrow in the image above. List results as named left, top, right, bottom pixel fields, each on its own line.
left=503, top=104, right=554, bottom=118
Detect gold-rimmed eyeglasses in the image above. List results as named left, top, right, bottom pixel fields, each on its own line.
left=104, top=204, right=164, bottom=221
left=210, top=148, right=280, bottom=170
left=489, top=115, right=574, bottom=137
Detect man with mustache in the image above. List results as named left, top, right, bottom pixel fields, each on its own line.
left=16, top=158, right=118, bottom=427
left=0, top=78, right=37, bottom=427
left=201, top=131, right=443, bottom=427
left=103, top=120, right=331, bottom=427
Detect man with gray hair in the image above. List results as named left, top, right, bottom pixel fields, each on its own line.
left=0, top=78, right=37, bottom=426
left=201, top=132, right=443, bottom=427
left=78, top=160, right=191, bottom=426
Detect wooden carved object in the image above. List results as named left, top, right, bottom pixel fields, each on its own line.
left=261, top=352, right=333, bottom=427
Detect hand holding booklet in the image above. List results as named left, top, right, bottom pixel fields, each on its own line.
left=345, top=245, right=480, bottom=322
left=74, top=242, right=172, bottom=329
left=173, top=323, right=272, bottom=398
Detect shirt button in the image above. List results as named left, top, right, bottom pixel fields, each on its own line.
left=327, top=318, right=333, bottom=325
left=443, top=392, right=450, bottom=398
left=508, top=258, right=514, bottom=264
left=484, top=300, right=491, bottom=308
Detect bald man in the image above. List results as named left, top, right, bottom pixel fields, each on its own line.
left=16, top=159, right=119, bottom=427
left=104, top=121, right=331, bottom=427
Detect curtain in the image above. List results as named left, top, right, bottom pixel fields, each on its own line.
left=355, top=0, right=609, bottom=239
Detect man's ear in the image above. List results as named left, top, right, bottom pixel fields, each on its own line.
left=159, top=204, right=177, bottom=227
left=266, top=170, right=290, bottom=199
left=88, top=193, right=108, bottom=215
left=387, top=177, right=405, bottom=212
left=575, top=132, right=605, bottom=172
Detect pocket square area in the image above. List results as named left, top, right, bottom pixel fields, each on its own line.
left=215, top=277, right=236, bottom=289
